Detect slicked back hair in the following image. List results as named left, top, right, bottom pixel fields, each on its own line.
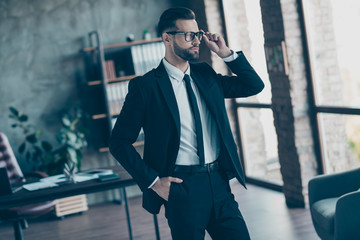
left=157, top=7, right=196, bottom=36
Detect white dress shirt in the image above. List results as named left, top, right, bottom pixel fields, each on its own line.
left=162, top=58, right=220, bottom=166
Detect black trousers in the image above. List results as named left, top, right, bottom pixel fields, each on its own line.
left=164, top=165, right=251, bottom=240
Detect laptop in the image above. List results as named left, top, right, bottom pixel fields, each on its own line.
left=0, top=167, right=23, bottom=196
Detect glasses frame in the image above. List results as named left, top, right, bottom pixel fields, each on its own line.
left=166, top=31, right=203, bottom=42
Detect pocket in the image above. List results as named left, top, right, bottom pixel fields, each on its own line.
left=167, top=182, right=176, bottom=202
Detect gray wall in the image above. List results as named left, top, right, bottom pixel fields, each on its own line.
left=0, top=0, right=213, bottom=204
left=0, top=0, right=172, bottom=173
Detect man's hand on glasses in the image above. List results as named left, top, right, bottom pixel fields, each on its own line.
left=202, top=31, right=232, bottom=58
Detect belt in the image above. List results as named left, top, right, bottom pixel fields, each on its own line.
left=173, top=161, right=219, bottom=173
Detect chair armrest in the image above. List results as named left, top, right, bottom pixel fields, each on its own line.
left=308, top=168, right=360, bottom=206
left=335, top=190, right=360, bottom=240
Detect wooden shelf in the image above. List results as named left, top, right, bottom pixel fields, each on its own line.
left=99, top=147, right=110, bottom=152
left=84, top=32, right=157, bottom=156
left=92, top=113, right=120, bottom=120
left=98, top=141, right=144, bottom=153
left=133, top=141, right=144, bottom=147
left=88, top=75, right=136, bottom=86
left=83, top=38, right=162, bottom=52
left=88, top=80, right=102, bottom=86
left=92, top=114, right=107, bottom=120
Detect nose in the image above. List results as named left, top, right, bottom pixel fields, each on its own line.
left=192, top=36, right=201, bottom=45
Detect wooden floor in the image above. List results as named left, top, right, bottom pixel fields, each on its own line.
left=0, top=183, right=319, bottom=240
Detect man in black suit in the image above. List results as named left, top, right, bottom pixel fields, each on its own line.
left=109, top=7, right=264, bottom=240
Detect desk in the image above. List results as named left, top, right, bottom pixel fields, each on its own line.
left=0, top=166, right=160, bottom=240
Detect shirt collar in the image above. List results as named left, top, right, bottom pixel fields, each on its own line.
left=162, top=58, right=191, bottom=82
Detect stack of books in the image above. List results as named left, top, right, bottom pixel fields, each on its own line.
left=106, top=81, right=129, bottom=116
left=131, top=42, right=165, bottom=75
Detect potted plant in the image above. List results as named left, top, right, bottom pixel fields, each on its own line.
left=9, top=106, right=88, bottom=176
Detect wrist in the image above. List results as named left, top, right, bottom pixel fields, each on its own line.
left=149, top=176, right=160, bottom=189
left=217, top=48, right=233, bottom=58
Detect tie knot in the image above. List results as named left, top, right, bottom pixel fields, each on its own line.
left=183, top=74, right=191, bottom=84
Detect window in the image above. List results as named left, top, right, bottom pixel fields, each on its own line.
left=238, top=108, right=281, bottom=184
left=302, top=0, right=360, bottom=174
left=223, top=0, right=282, bottom=187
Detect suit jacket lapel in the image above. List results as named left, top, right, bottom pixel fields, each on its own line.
left=190, top=67, right=221, bottom=126
left=155, top=62, right=180, bottom=137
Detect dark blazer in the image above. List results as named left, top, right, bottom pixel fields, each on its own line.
left=109, top=51, right=264, bottom=214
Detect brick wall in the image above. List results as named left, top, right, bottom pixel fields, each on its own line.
left=203, top=0, right=228, bottom=74
left=260, top=0, right=319, bottom=207
left=280, top=0, right=318, bottom=203
left=203, top=0, right=321, bottom=207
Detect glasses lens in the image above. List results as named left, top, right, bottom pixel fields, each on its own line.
left=197, top=32, right=203, bottom=41
left=185, top=32, right=203, bottom=42
left=185, top=32, right=192, bottom=42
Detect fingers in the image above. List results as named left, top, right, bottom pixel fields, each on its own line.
left=203, top=31, right=221, bottom=42
left=168, top=176, right=183, bottom=183
left=201, top=30, right=225, bottom=49
left=152, top=177, right=182, bottom=201
left=202, top=32, right=210, bottom=45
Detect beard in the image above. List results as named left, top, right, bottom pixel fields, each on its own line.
left=173, top=40, right=199, bottom=62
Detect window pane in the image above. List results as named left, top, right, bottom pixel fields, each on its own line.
left=237, top=108, right=282, bottom=184
left=303, top=0, right=360, bottom=107
left=223, top=0, right=271, bottom=104
left=318, top=113, right=360, bottom=174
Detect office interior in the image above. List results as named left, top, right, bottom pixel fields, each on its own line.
left=1, top=0, right=359, bottom=239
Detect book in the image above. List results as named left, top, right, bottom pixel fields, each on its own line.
left=130, top=42, right=165, bottom=76
left=104, top=60, right=116, bottom=80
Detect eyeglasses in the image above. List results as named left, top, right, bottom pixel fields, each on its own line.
left=166, top=31, right=203, bottom=42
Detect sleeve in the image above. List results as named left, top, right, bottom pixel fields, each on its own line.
left=148, top=176, right=159, bottom=189
left=222, top=50, right=238, bottom=62
left=218, top=51, right=265, bottom=98
left=109, top=78, right=159, bottom=191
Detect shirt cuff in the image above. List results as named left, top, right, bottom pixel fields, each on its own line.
left=222, top=50, right=239, bottom=62
left=148, top=176, right=159, bottom=189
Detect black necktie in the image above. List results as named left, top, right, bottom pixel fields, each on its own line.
left=183, top=74, right=205, bottom=166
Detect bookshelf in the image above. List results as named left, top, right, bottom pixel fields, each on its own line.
left=83, top=30, right=165, bottom=152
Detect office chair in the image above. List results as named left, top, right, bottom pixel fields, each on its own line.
left=0, top=131, right=55, bottom=240
left=308, top=168, right=360, bottom=240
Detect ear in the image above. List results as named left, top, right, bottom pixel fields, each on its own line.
left=162, top=33, right=171, bottom=43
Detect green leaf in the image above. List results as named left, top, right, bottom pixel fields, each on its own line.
left=62, top=115, right=71, bottom=127
left=26, top=151, right=31, bottom=161
left=56, top=133, right=66, bottom=144
left=9, top=107, right=19, bottom=117
left=34, top=146, right=43, bottom=155
left=18, top=142, right=26, bottom=153
left=32, top=151, right=39, bottom=162
left=11, top=124, right=18, bottom=128
left=35, top=130, right=42, bottom=137
left=43, top=152, right=55, bottom=164
left=19, top=115, right=28, bottom=122
left=26, top=134, right=37, bottom=143
left=66, top=132, right=78, bottom=144
left=32, top=147, right=44, bottom=164
left=41, top=141, right=53, bottom=152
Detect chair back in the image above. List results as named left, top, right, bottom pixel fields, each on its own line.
left=0, top=131, right=24, bottom=184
